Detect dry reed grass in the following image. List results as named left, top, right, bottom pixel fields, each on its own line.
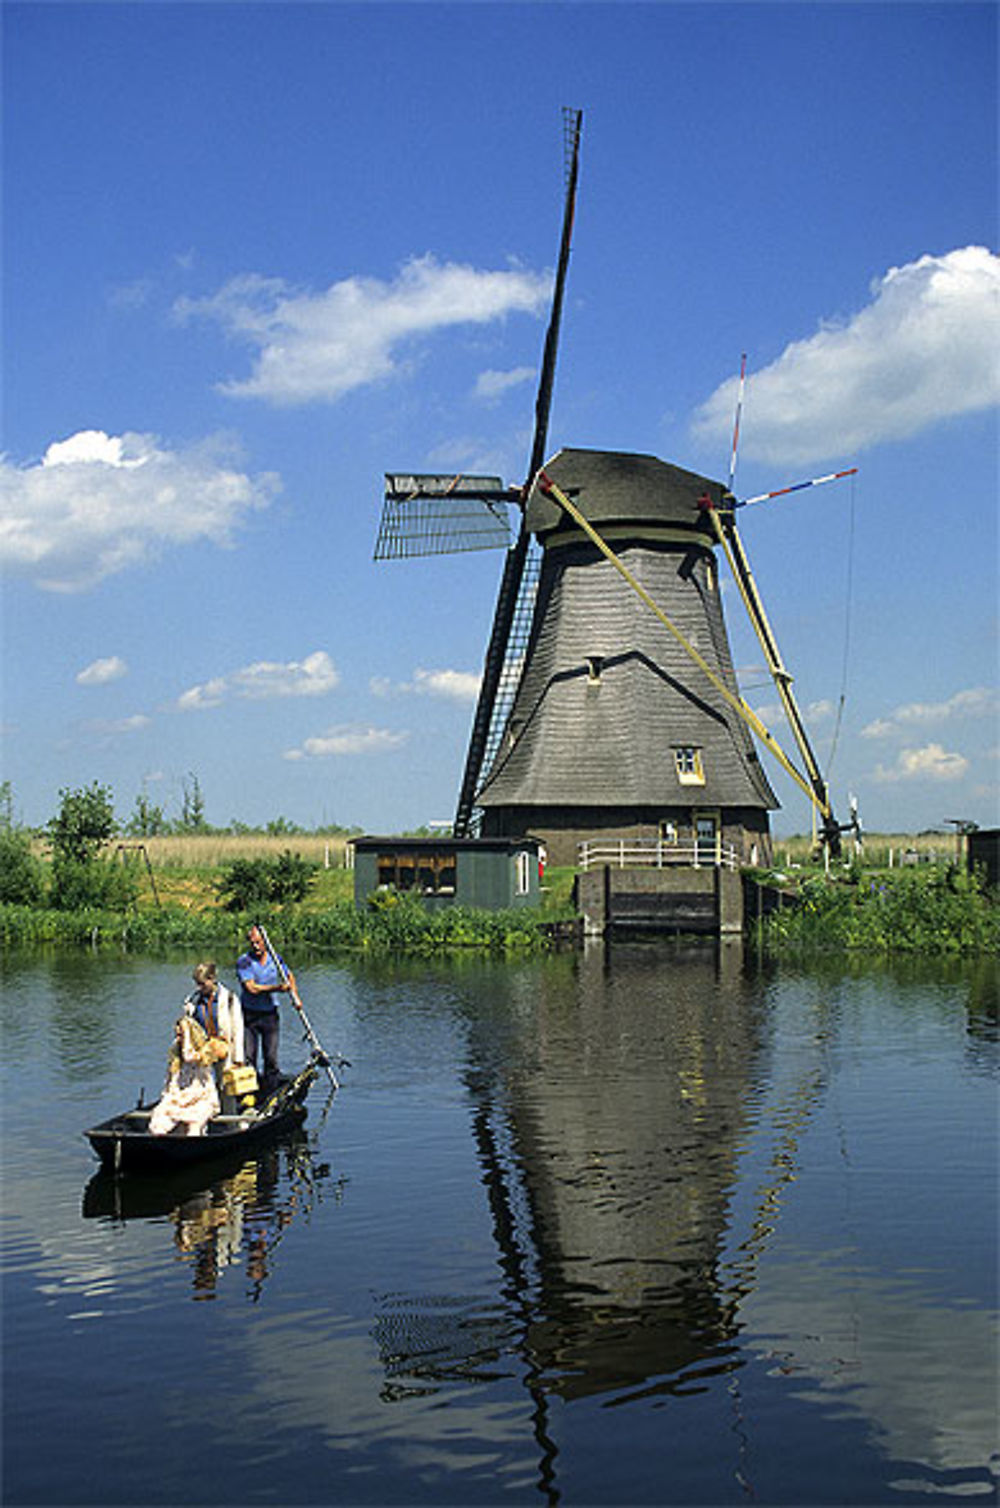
left=775, top=830, right=967, bottom=868
left=135, top=834, right=353, bottom=870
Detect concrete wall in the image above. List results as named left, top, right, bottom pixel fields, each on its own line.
left=575, top=865, right=745, bottom=937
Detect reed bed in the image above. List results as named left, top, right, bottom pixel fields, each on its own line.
left=134, top=834, right=354, bottom=869
left=773, top=830, right=967, bottom=870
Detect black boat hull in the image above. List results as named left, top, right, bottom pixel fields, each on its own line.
left=84, top=1061, right=318, bottom=1175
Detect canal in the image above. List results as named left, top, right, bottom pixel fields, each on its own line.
left=2, top=942, right=997, bottom=1505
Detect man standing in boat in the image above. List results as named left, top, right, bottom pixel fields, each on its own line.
left=236, top=924, right=303, bottom=1093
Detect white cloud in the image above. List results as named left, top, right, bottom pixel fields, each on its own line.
left=175, top=257, right=551, bottom=406
left=284, top=725, right=409, bottom=760
left=892, top=687, right=998, bottom=726
left=372, top=667, right=481, bottom=702
left=863, top=686, right=997, bottom=738
left=861, top=718, right=897, bottom=741
left=178, top=650, right=339, bottom=711
left=412, top=667, right=481, bottom=701
left=84, top=714, right=151, bottom=736
left=0, top=430, right=279, bottom=592
left=474, top=366, right=536, bottom=401
left=77, top=655, right=128, bottom=687
left=873, top=743, right=970, bottom=784
left=692, top=247, right=1000, bottom=465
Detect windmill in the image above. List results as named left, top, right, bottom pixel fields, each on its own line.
left=374, top=113, right=853, bottom=867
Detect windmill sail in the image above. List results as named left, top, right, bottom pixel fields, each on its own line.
left=375, top=475, right=515, bottom=560
left=476, top=538, right=543, bottom=786
left=453, top=107, right=583, bottom=836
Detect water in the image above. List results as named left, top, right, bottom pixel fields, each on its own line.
left=2, top=942, right=997, bottom=1506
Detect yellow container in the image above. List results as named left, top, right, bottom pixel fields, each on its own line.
left=222, top=1064, right=259, bottom=1097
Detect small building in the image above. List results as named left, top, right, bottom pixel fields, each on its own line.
left=351, top=835, right=543, bottom=911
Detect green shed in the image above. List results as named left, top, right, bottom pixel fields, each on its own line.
left=351, top=836, right=543, bottom=910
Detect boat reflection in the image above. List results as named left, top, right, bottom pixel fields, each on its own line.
left=82, top=1133, right=343, bottom=1301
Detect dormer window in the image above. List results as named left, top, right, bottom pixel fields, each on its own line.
left=674, top=746, right=705, bottom=785
left=586, top=655, right=604, bottom=683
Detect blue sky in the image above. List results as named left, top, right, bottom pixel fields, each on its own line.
left=2, top=1, right=997, bottom=838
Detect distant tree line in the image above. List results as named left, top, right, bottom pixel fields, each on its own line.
left=122, top=773, right=361, bottom=840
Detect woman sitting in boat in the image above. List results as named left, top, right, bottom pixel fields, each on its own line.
left=149, top=1017, right=226, bottom=1137
left=184, top=961, right=244, bottom=1074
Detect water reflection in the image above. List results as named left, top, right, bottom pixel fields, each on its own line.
left=369, top=940, right=997, bottom=1499
left=376, top=941, right=775, bottom=1405
left=83, top=1134, right=344, bottom=1302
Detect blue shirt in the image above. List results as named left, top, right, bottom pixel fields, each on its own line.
left=236, top=948, right=286, bottom=1015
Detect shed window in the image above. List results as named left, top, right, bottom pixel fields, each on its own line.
left=377, top=851, right=456, bottom=895
left=515, top=850, right=531, bottom=895
left=674, top=746, right=705, bottom=785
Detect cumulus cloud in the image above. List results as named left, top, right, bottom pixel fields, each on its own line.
left=692, top=247, right=1000, bottom=465
left=0, top=429, right=279, bottom=592
left=175, top=257, right=551, bottom=405
left=372, top=667, right=481, bottom=702
left=474, top=366, right=536, bottom=401
left=751, top=696, right=833, bottom=728
left=76, top=655, right=128, bottom=687
left=177, top=650, right=339, bottom=711
left=862, top=686, right=997, bottom=738
left=83, top=714, right=151, bottom=736
left=284, top=725, right=409, bottom=760
left=872, top=743, right=970, bottom=783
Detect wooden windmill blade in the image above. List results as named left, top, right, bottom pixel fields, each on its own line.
left=375, top=474, right=518, bottom=560
left=453, top=107, right=583, bottom=837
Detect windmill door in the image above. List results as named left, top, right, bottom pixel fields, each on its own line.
left=695, top=813, right=720, bottom=866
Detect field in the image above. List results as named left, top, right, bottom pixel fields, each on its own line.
left=104, top=831, right=966, bottom=915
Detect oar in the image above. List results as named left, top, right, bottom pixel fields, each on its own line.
left=255, top=922, right=343, bottom=1091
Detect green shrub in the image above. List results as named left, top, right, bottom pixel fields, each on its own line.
left=0, top=828, right=45, bottom=905
left=215, top=851, right=318, bottom=911
left=757, top=864, right=999, bottom=955
left=48, top=856, right=139, bottom=912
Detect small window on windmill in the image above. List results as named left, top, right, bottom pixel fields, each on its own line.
left=586, top=655, right=604, bottom=684
left=674, top=747, right=706, bottom=785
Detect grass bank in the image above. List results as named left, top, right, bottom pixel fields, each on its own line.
left=3, top=833, right=993, bottom=957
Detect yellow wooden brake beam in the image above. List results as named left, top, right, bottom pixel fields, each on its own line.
left=701, top=501, right=833, bottom=818
left=536, top=471, right=832, bottom=821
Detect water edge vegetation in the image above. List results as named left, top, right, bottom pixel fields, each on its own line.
left=0, top=785, right=994, bottom=957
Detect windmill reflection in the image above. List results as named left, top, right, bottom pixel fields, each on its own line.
left=373, top=943, right=792, bottom=1410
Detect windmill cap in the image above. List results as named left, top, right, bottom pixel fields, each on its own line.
left=527, top=448, right=726, bottom=539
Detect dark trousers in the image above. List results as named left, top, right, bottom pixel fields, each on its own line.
left=244, top=1011, right=280, bottom=1086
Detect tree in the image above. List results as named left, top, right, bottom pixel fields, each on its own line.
left=178, top=772, right=208, bottom=833
left=125, top=791, right=168, bottom=838
left=46, top=782, right=136, bottom=912
left=47, top=782, right=117, bottom=864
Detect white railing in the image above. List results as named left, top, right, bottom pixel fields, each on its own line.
left=577, top=839, right=739, bottom=872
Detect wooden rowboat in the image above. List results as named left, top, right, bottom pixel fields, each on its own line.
left=84, top=1055, right=322, bottom=1176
